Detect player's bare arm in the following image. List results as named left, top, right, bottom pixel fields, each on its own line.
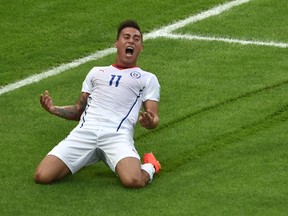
left=40, top=90, right=89, bottom=121
left=139, top=100, right=159, bottom=129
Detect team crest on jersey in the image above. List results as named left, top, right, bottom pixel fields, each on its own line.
left=130, top=71, right=141, bottom=79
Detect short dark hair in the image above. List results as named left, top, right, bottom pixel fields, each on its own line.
left=116, top=19, right=142, bottom=41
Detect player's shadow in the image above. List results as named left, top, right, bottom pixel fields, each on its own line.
left=59, top=162, right=118, bottom=186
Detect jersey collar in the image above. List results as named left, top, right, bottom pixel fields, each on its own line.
left=112, top=64, right=138, bottom=70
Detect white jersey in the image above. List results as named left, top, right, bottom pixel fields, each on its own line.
left=78, top=65, right=160, bottom=134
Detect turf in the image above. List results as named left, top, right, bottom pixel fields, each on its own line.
left=0, top=0, right=227, bottom=86
left=0, top=0, right=288, bottom=215
left=176, top=0, right=288, bottom=42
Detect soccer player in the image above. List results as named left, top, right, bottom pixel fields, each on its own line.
left=34, top=20, right=161, bottom=188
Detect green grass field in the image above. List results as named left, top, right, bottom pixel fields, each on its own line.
left=1, top=0, right=288, bottom=215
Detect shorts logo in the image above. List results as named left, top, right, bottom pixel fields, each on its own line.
left=130, top=71, right=141, bottom=79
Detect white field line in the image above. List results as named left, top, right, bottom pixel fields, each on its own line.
left=144, top=0, right=251, bottom=39
left=0, top=0, right=253, bottom=95
left=161, top=33, right=288, bottom=48
left=0, top=48, right=116, bottom=95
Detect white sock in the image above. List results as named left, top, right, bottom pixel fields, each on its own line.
left=141, top=163, right=155, bottom=183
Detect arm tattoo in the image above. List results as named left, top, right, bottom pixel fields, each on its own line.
left=54, top=93, right=88, bottom=121
left=78, top=94, right=88, bottom=112
left=54, top=105, right=80, bottom=120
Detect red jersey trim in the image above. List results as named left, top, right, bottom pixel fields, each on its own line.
left=112, top=64, right=138, bottom=70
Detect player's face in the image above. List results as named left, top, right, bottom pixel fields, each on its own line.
left=114, top=27, right=143, bottom=67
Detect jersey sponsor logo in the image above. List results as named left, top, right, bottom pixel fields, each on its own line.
left=130, top=71, right=141, bottom=79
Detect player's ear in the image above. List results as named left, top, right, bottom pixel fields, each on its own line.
left=114, top=40, right=118, bottom=48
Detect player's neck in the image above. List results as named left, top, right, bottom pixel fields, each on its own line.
left=112, top=64, right=138, bottom=70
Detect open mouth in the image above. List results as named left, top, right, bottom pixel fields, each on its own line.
left=125, top=46, right=134, bottom=56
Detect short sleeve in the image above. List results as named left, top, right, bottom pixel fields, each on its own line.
left=142, top=74, right=160, bottom=102
left=81, top=68, right=95, bottom=94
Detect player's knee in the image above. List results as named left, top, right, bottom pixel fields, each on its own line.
left=121, top=176, right=145, bottom=188
left=34, top=169, right=53, bottom=184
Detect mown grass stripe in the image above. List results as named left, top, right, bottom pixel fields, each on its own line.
left=163, top=102, right=288, bottom=172
left=135, top=78, right=288, bottom=142
left=145, top=0, right=251, bottom=39
left=0, top=48, right=116, bottom=96
left=0, top=0, right=251, bottom=96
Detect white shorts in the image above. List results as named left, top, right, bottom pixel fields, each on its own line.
left=48, top=127, right=140, bottom=174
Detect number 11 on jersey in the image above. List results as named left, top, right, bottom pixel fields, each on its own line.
left=109, top=75, right=122, bottom=87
